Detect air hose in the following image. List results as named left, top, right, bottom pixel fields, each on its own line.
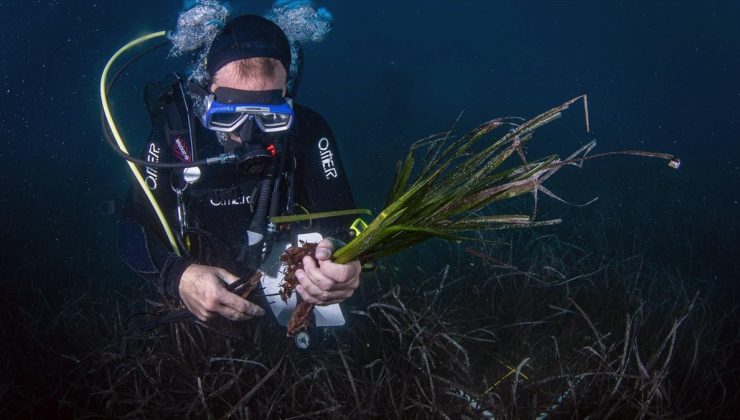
left=100, top=31, right=183, bottom=255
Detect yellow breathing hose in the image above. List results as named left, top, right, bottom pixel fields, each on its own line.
left=100, top=31, right=183, bottom=255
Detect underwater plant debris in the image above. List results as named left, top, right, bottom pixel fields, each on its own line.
left=281, top=95, right=680, bottom=333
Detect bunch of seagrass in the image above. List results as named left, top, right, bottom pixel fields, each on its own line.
left=281, top=95, right=678, bottom=335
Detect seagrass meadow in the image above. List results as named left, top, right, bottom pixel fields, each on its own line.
left=3, top=214, right=737, bottom=418
left=2, top=1, right=739, bottom=418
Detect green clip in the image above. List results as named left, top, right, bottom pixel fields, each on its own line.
left=350, top=218, right=369, bottom=237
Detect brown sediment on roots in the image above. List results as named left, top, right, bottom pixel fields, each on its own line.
left=287, top=301, right=315, bottom=336
left=280, top=242, right=318, bottom=336
left=279, top=242, right=317, bottom=301
left=239, top=271, right=263, bottom=299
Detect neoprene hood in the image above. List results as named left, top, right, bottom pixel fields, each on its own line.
left=206, top=15, right=292, bottom=77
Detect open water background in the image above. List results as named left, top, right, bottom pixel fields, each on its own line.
left=1, top=0, right=739, bottom=414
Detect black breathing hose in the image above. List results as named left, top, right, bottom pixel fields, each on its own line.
left=100, top=39, right=223, bottom=169
left=237, top=162, right=276, bottom=264
left=261, top=142, right=288, bottom=261
left=236, top=139, right=288, bottom=266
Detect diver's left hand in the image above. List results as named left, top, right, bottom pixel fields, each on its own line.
left=295, top=238, right=361, bottom=305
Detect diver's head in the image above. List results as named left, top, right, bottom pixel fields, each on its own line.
left=209, top=58, right=289, bottom=144
left=202, top=15, right=293, bottom=144
left=210, top=58, right=288, bottom=101
left=207, top=14, right=291, bottom=79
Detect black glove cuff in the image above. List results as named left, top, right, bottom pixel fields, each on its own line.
left=163, top=257, right=192, bottom=302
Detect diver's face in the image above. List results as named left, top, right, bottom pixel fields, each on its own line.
left=210, top=61, right=288, bottom=143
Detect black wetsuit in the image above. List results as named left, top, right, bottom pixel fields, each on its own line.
left=118, top=77, right=356, bottom=304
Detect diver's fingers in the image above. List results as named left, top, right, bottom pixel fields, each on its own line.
left=302, top=255, right=360, bottom=292
left=190, top=301, right=215, bottom=322
left=300, top=256, right=335, bottom=290
left=314, top=238, right=335, bottom=261
left=318, top=258, right=360, bottom=286
left=215, top=268, right=240, bottom=285
left=218, top=289, right=265, bottom=318
left=295, top=278, right=353, bottom=305
left=315, top=237, right=348, bottom=261
left=217, top=304, right=252, bottom=321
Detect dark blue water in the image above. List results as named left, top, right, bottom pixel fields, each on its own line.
left=3, top=0, right=736, bottom=284
left=1, top=0, right=739, bottom=416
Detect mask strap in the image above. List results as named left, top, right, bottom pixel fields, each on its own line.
left=186, top=82, right=210, bottom=99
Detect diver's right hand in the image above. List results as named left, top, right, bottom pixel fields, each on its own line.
left=178, top=264, right=265, bottom=322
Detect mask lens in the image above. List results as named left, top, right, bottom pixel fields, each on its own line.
left=210, top=112, right=247, bottom=129
left=256, top=113, right=292, bottom=131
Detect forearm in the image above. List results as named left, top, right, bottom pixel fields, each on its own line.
left=118, top=218, right=191, bottom=301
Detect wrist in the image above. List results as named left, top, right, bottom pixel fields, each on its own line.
left=165, top=257, right=193, bottom=302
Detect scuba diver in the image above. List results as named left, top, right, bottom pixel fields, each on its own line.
left=116, top=14, right=362, bottom=333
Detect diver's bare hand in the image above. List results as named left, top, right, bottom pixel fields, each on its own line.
left=178, top=264, right=265, bottom=321
left=295, top=238, right=361, bottom=305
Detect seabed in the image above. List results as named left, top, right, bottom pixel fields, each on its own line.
left=2, top=219, right=737, bottom=419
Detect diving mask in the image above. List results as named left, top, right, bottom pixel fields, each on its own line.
left=198, top=87, right=294, bottom=133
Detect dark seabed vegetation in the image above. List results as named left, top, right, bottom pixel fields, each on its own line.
left=1, top=1, right=739, bottom=418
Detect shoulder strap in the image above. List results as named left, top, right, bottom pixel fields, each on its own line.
left=145, top=73, right=198, bottom=163
left=143, top=74, right=201, bottom=252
